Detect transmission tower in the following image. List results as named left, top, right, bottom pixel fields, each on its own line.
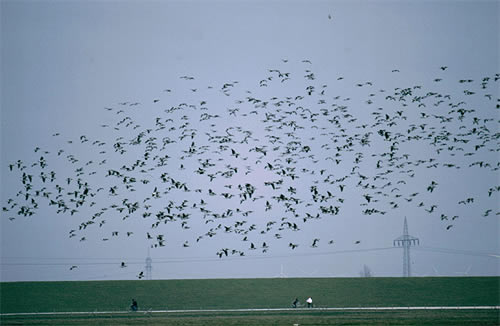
left=145, top=248, right=152, bottom=280
left=279, top=264, right=287, bottom=278
left=393, top=217, right=419, bottom=277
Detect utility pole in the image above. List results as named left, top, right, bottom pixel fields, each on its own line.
left=393, top=217, right=419, bottom=277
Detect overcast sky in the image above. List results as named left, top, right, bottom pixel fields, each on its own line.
left=1, top=0, right=499, bottom=282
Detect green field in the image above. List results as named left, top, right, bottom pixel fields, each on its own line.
left=2, top=310, right=500, bottom=326
left=1, top=277, right=499, bottom=325
left=1, top=277, right=499, bottom=312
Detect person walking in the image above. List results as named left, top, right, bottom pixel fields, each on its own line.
left=306, top=297, right=313, bottom=308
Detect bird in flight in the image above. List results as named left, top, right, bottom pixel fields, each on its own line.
left=3, top=59, right=498, bottom=262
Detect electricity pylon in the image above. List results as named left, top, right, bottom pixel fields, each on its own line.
left=145, top=248, right=152, bottom=280
left=393, top=217, right=419, bottom=277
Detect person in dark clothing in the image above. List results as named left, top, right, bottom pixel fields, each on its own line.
left=292, top=297, right=299, bottom=308
left=131, top=299, right=138, bottom=311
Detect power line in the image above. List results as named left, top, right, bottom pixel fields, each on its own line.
left=0, top=247, right=397, bottom=267
left=1, top=256, right=146, bottom=260
left=414, top=246, right=500, bottom=258
left=2, top=246, right=497, bottom=268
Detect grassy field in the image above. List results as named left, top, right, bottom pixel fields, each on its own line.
left=1, top=310, right=500, bottom=326
left=1, top=277, right=499, bottom=313
left=1, top=277, right=499, bottom=325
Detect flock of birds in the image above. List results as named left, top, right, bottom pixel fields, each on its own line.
left=3, top=60, right=499, bottom=274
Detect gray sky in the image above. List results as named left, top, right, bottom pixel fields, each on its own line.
left=1, top=0, right=499, bottom=281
